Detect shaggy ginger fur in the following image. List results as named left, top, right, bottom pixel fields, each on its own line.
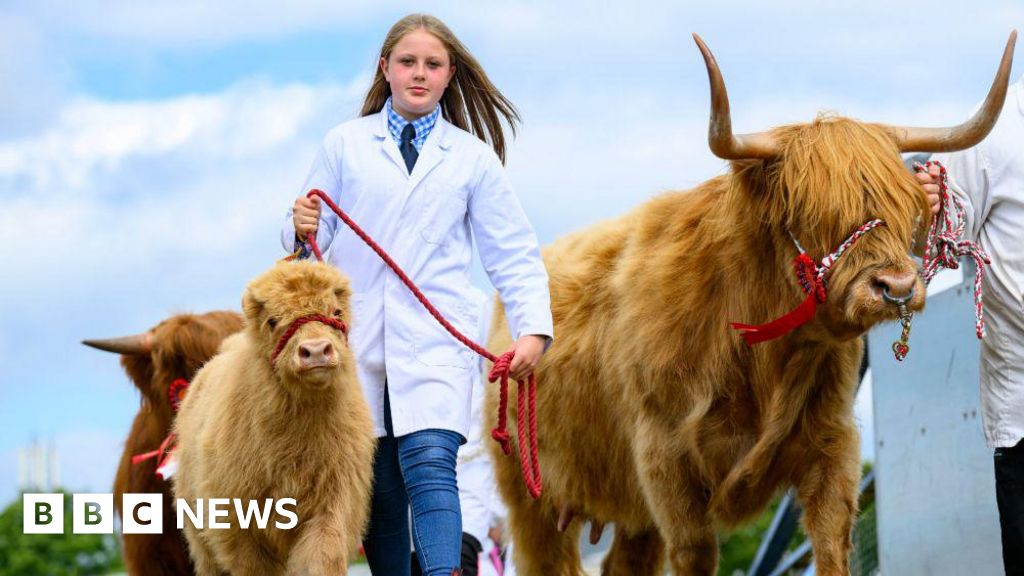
left=486, top=118, right=932, bottom=576
left=101, top=311, right=243, bottom=576
left=173, top=261, right=375, bottom=576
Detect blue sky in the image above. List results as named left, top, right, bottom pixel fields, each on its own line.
left=1, top=0, right=1021, bottom=504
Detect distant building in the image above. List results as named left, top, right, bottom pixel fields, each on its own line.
left=18, top=438, right=59, bottom=492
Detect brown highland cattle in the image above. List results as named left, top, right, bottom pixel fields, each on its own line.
left=84, top=310, right=243, bottom=576
left=486, top=34, right=1016, bottom=575
left=173, top=261, right=375, bottom=576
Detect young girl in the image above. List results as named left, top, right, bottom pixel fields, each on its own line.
left=281, top=14, right=552, bottom=576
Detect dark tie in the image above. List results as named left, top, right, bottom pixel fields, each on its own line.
left=400, top=123, right=418, bottom=174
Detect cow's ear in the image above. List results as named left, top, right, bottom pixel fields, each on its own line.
left=333, top=285, right=350, bottom=303
left=331, top=285, right=351, bottom=321
left=242, top=289, right=265, bottom=323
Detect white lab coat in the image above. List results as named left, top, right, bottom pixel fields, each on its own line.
left=281, top=110, right=553, bottom=439
left=933, top=76, right=1024, bottom=448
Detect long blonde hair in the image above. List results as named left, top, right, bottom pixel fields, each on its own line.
left=360, top=14, right=520, bottom=164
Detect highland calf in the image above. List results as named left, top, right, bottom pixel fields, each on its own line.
left=84, top=310, right=243, bottom=576
left=173, top=261, right=375, bottom=576
left=486, top=34, right=1016, bottom=576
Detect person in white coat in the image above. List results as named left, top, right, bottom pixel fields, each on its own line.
left=281, top=14, right=553, bottom=576
left=920, top=75, right=1024, bottom=575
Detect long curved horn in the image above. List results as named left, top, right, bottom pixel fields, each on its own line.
left=82, top=333, right=153, bottom=355
left=884, top=31, right=1016, bottom=152
left=693, top=33, right=780, bottom=160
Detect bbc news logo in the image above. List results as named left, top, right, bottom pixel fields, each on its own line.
left=23, top=493, right=298, bottom=534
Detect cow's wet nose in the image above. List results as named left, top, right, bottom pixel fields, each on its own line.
left=873, top=271, right=917, bottom=300
left=298, top=339, right=334, bottom=369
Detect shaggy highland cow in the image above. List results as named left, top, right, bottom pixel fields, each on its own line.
left=84, top=310, right=243, bottom=576
left=173, top=261, right=375, bottom=576
left=486, top=34, right=1016, bottom=575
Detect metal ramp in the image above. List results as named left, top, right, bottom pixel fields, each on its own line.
left=871, top=259, right=1002, bottom=575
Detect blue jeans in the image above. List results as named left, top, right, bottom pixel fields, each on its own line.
left=363, top=385, right=463, bottom=576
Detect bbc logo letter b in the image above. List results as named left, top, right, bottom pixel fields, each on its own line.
left=73, top=494, right=114, bottom=534
left=23, top=494, right=64, bottom=534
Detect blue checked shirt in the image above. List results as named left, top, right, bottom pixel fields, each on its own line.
left=385, top=97, right=440, bottom=152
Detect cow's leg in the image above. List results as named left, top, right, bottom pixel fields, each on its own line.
left=181, top=525, right=225, bottom=576
left=794, top=428, right=859, bottom=576
left=600, top=526, right=664, bottom=576
left=122, top=534, right=167, bottom=576
left=120, top=535, right=146, bottom=576
left=122, top=533, right=191, bottom=576
left=218, top=532, right=284, bottom=576
left=285, top=514, right=351, bottom=576
left=633, top=428, right=717, bottom=576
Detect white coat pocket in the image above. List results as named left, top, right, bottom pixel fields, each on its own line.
left=419, top=183, right=469, bottom=245
left=412, top=294, right=478, bottom=369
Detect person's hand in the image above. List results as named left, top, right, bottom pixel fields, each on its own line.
left=293, top=195, right=322, bottom=240
left=914, top=164, right=942, bottom=216
left=506, top=334, right=547, bottom=381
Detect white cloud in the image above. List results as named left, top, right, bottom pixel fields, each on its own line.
left=13, top=1, right=1023, bottom=64
left=0, top=78, right=368, bottom=194
left=19, top=0, right=386, bottom=47
left=0, top=76, right=373, bottom=306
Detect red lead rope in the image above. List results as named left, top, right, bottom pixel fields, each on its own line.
left=300, top=189, right=542, bottom=499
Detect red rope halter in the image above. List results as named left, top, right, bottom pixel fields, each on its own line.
left=730, top=219, right=885, bottom=345
left=732, top=160, right=989, bottom=361
left=270, top=314, right=348, bottom=370
left=299, top=188, right=542, bottom=499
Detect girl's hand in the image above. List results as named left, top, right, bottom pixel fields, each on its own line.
left=293, top=195, right=322, bottom=239
left=507, top=334, right=547, bottom=381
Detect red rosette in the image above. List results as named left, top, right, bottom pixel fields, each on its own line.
left=168, top=378, right=189, bottom=412
left=793, top=253, right=826, bottom=303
